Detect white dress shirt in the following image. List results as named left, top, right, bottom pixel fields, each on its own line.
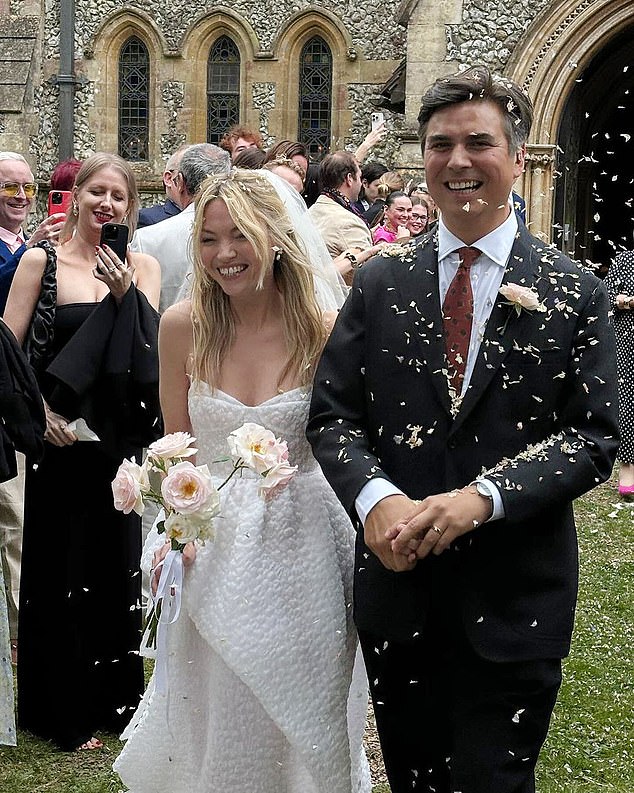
left=355, top=206, right=519, bottom=525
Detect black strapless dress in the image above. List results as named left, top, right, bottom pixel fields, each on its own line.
left=18, top=303, right=144, bottom=750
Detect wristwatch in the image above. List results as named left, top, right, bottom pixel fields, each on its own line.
left=473, top=480, right=494, bottom=506
left=343, top=251, right=361, bottom=269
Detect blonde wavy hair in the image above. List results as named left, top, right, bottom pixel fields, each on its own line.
left=190, top=168, right=326, bottom=389
left=60, top=152, right=140, bottom=243
left=376, top=170, right=405, bottom=200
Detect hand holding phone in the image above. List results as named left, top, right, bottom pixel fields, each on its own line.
left=47, top=190, right=72, bottom=217
left=371, top=112, right=385, bottom=132
left=99, top=222, right=129, bottom=263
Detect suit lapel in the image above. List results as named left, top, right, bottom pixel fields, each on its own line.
left=453, top=224, right=552, bottom=430
left=392, top=233, right=453, bottom=417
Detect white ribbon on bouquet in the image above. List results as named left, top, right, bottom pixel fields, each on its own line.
left=143, top=548, right=183, bottom=696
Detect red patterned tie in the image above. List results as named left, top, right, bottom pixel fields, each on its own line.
left=442, top=246, right=481, bottom=395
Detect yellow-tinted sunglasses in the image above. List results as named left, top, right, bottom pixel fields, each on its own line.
left=0, top=181, right=38, bottom=199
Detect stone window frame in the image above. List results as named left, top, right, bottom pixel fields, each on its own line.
left=275, top=11, right=353, bottom=152
left=90, top=12, right=166, bottom=177
left=183, top=13, right=259, bottom=145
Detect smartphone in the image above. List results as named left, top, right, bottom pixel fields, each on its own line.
left=99, top=222, right=129, bottom=263
left=47, top=189, right=72, bottom=217
left=371, top=112, right=385, bottom=132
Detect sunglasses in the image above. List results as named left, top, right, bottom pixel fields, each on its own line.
left=0, top=181, right=38, bottom=199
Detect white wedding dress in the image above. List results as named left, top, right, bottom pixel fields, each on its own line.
left=114, top=383, right=371, bottom=793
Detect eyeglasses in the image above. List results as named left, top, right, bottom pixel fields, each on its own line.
left=0, top=181, right=38, bottom=199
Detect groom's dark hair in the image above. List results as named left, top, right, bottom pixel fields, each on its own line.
left=417, top=66, right=533, bottom=152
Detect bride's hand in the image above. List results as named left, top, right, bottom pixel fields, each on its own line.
left=151, top=541, right=196, bottom=595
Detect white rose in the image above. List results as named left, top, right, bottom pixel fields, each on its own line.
left=148, top=432, right=197, bottom=464
left=228, top=423, right=282, bottom=474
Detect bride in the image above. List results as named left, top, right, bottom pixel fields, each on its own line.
left=114, top=168, right=370, bottom=793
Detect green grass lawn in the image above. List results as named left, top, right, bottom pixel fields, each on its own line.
left=1, top=477, right=632, bottom=792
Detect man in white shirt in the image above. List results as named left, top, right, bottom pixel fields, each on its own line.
left=130, top=144, right=230, bottom=313
left=308, top=67, right=618, bottom=793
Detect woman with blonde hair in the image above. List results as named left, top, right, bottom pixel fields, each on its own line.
left=4, top=152, right=161, bottom=751
left=115, top=168, right=370, bottom=793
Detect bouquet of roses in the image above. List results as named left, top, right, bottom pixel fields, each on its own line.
left=112, top=424, right=297, bottom=659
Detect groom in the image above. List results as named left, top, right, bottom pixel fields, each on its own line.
left=307, top=66, right=618, bottom=793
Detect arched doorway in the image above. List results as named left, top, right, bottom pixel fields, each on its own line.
left=506, top=0, right=634, bottom=254
left=554, top=26, right=634, bottom=271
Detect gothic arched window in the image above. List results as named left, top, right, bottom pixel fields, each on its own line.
left=207, top=36, right=240, bottom=143
left=298, top=36, right=332, bottom=159
left=118, top=36, right=149, bottom=161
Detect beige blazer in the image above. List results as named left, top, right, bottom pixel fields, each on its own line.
left=308, top=195, right=372, bottom=257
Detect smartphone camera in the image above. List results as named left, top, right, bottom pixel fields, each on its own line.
left=50, top=191, right=64, bottom=206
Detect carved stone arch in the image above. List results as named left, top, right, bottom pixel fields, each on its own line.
left=181, top=11, right=259, bottom=144
left=275, top=11, right=352, bottom=148
left=504, top=0, right=634, bottom=240
left=89, top=12, right=166, bottom=171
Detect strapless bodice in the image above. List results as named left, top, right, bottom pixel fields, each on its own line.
left=187, top=381, right=318, bottom=476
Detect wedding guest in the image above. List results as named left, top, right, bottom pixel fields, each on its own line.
left=308, top=65, right=618, bottom=793
left=309, top=151, right=372, bottom=284
left=363, top=170, right=405, bottom=228
left=263, top=140, right=309, bottom=180
left=0, top=151, right=66, bottom=667
left=50, top=158, right=82, bottom=191
left=604, top=247, right=634, bottom=497
left=138, top=145, right=191, bottom=228
left=4, top=152, right=162, bottom=751
left=407, top=194, right=432, bottom=237
left=263, top=156, right=306, bottom=192
left=352, top=161, right=389, bottom=214
left=0, top=316, right=45, bottom=747
left=219, top=125, right=263, bottom=162
left=372, top=191, right=412, bottom=243
left=114, top=168, right=370, bottom=793
left=232, top=147, right=266, bottom=170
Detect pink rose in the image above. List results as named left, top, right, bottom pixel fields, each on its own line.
left=148, top=432, right=197, bottom=463
left=161, top=461, right=215, bottom=514
left=498, top=283, right=546, bottom=313
left=228, top=423, right=284, bottom=474
left=257, top=461, right=298, bottom=502
left=112, top=458, right=147, bottom=516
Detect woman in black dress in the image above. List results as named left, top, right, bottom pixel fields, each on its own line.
left=4, top=153, right=161, bottom=750
left=604, top=248, right=634, bottom=497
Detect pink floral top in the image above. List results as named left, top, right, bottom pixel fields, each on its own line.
left=372, top=225, right=398, bottom=244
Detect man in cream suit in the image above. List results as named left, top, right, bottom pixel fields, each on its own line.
left=308, top=151, right=372, bottom=259
left=308, top=67, right=618, bottom=793
left=131, top=144, right=230, bottom=312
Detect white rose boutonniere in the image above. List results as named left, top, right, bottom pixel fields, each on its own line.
left=499, top=283, right=546, bottom=316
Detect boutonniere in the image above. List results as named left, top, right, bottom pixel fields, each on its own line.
left=498, top=283, right=547, bottom=316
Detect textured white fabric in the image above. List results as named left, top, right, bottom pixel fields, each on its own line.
left=115, top=385, right=370, bottom=793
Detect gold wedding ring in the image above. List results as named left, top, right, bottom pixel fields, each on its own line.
left=432, top=525, right=443, bottom=535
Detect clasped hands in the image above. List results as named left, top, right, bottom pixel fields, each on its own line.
left=364, top=489, right=492, bottom=572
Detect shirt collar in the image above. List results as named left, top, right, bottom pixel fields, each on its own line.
left=0, top=225, right=25, bottom=252
left=438, top=200, right=518, bottom=268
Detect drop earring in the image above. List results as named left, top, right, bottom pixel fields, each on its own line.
left=72, top=201, right=78, bottom=216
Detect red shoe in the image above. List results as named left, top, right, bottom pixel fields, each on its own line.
left=618, top=483, right=634, bottom=499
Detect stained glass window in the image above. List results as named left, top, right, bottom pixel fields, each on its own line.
left=118, top=36, right=149, bottom=161
left=298, top=37, right=332, bottom=159
left=207, top=36, right=240, bottom=143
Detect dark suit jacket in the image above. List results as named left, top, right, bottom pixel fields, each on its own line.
left=137, top=198, right=181, bottom=229
left=0, top=238, right=27, bottom=314
left=308, top=224, right=619, bottom=662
